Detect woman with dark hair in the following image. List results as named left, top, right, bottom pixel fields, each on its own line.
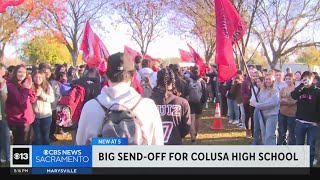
left=172, top=64, right=189, bottom=98
left=67, top=67, right=77, bottom=83
left=5, top=65, right=36, bottom=144
left=55, top=64, right=66, bottom=74
left=187, top=65, right=207, bottom=144
left=151, top=68, right=191, bottom=145
left=32, top=71, right=55, bottom=145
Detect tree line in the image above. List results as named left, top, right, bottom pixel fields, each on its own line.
left=0, top=0, right=319, bottom=68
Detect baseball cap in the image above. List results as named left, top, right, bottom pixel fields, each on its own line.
left=106, top=52, right=135, bottom=75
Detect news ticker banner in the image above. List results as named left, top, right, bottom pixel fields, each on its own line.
left=10, top=139, right=310, bottom=175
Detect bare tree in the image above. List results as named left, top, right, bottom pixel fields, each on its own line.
left=230, top=0, right=261, bottom=70
left=169, top=0, right=215, bottom=64
left=253, top=0, right=320, bottom=68
left=38, top=0, right=110, bottom=66
left=115, top=0, right=168, bottom=56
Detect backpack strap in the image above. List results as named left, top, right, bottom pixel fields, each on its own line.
left=95, top=97, right=143, bottom=112
left=95, top=98, right=108, bottom=112
left=130, top=97, right=144, bottom=111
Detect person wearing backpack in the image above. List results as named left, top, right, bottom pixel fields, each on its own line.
left=151, top=68, right=191, bottom=145
left=186, top=65, right=207, bottom=144
left=136, top=58, right=157, bottom=98
left=31, top=71, right=55, bottom=145
left=76, top=52, right=164, bottom=145
left=65, top=67, right=101, bottom=143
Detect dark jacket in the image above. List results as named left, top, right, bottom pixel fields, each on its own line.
left=230, top=83, right=243, bottom=104
left=151, top=89, right=191, bottom=145
left=291, top=84, right=320, bottom=123
left=241, top=77, right=252, bottom=104
left=71, top=77, right=101, bottom=104
left=175, top=76, right=189, bottom=98
left=5, top=80, right=36, bottom=126
left=226, top=80, right=234, bottom=99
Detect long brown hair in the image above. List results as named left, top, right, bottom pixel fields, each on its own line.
left=32, top=70, right=51, bottom=94
left=11, top=64, right=28, bottom=89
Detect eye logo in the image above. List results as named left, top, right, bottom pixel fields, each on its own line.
left=14, top=153, right=20, bottom=160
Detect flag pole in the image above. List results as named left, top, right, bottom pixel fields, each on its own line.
left=236, top=42, right=266, bottom=125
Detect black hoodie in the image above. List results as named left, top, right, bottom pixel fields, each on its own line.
left=151, top=88, right=191, bottom=145
left=291, top=83, right=320, bottom=123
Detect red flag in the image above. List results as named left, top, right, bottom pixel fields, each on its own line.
left=0, top=0, right=24, bottom=13
left=214, top=0, right=247, bottom=81
left=144, top=53, right=160, bottom=63
left=124, top=45, right=141, bottom=62
left=178, top=49, right=193, bottom=62
left=80, top=21, right=109, bottom=72
left=187, top=43, right=208, bottom=76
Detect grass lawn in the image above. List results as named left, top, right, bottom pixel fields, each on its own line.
left=50, top=102, right=319, bottom=168
left=52, top=102, right=252, bottom=145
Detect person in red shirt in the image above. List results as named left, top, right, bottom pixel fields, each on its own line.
left=6, top=65, right=36, bottom=145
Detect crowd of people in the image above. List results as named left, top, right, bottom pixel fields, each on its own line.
left=0, top=52, right=319, bottom=167
left=218, top=67, right=320, bottom=167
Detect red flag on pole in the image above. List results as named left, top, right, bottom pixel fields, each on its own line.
left=80, top=21, right=109, bottom=72
left=0, top=0, right=24, bottom=13
left=124, top=45, right=141, bottom=62
left=187, top=43, right=208, bottom=76
left=144, top=53, right=160, bottom=63
left=214, top=0, right=247, bottom=82
left=178, top=48, right=193, bottom=62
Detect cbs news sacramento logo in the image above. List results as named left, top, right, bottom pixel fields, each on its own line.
left=10, top=145, right=32, bottom=175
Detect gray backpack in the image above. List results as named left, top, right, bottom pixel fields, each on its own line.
left=95, top=98, right=146, bottom=145
left=188, top=78, right=203, bottom=103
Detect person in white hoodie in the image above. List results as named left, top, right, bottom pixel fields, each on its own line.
left=136, top=58, right=157, bottom=88
left=32, top=71, right=55, bottom=145
left=76, top=52, right=164, bottom=145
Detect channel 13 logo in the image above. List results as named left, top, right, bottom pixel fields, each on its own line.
left=12, top=148, right=30, bottom=165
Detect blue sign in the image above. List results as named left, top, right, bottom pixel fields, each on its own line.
left=32, top=146, right=92, bottom=168
left=92, top=138, right=128, bottom=145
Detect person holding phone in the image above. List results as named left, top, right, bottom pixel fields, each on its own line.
left=5, top=65, right=36, bottom=145
left=291, top=71, right=320, bottom=167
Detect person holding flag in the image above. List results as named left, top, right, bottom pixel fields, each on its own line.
left=80, top=21, right=109, bottom=76
left=214, top=0, right=247, bottom=82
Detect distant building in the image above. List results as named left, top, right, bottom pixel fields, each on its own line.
left=274, top=63, right=310, bottom=73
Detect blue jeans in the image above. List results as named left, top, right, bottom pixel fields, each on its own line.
left=0, top=121, right=10, bottom=161
left=295, top=120, right=318, bottom=167
left=227, top=98, right=239, bottom=121
left=278, top=113, right=296, bottom=145
left=259, top=115, right=278, bottom=145
left=32, top=116, right=52, bottom=145
left=252, top=109, right=261, bottom=145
